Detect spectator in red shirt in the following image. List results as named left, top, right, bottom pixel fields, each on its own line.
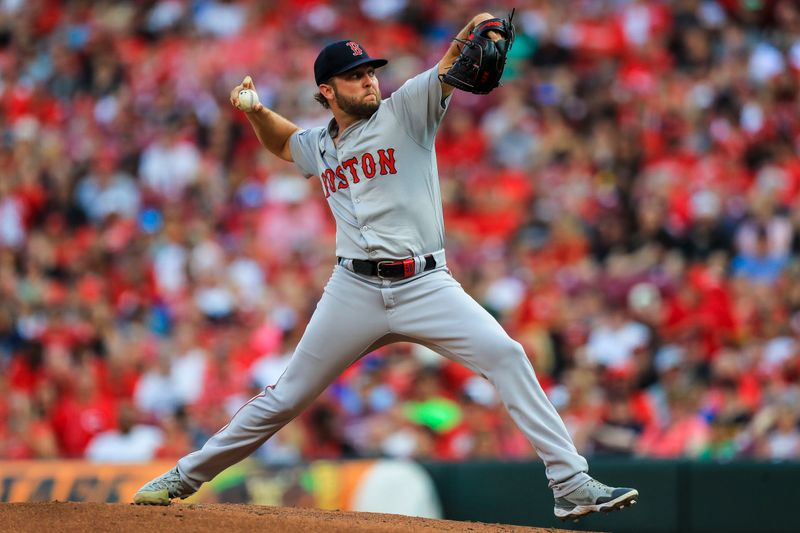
left=50, top=368, right=117, bottom=457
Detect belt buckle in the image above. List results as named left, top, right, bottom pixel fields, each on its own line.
left=376, top=260, right=397, bottom=280
left=377, top=258, right=416, bottom=279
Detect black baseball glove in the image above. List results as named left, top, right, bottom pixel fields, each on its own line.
left=441, top=10, right=515, bottom=95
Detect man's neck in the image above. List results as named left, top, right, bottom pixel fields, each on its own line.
left=330, top=110, right=362, bottom=145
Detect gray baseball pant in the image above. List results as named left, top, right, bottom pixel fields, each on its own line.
left=177, top=264, right=590, bottom=497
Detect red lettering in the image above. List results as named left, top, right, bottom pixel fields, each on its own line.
left=346, top=41, right=363, bottom=56
left=403, top=258, right=414, bottom=277
left=377, top=148, right=397, bottom=175
left=336, top=166, right=349, bottom=190
left=321, top=170, right=336, bottom=197
left=342, top=158, right=360, bottom=184
left=362, top=153, right=376, bottom=178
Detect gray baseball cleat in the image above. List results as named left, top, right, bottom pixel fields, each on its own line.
left=554, top=478, right=638, bottom=521
left=133, top=466, right=194, bottom=505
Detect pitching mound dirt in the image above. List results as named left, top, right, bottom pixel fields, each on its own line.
left=0, top=502, right=596, bottom=533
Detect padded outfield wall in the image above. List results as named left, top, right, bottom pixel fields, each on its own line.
left=1, top=459, right=797, bottom=532
left=420, top=458, right=799, bottom=533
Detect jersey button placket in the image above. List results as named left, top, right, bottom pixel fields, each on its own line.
left=360, top=224, right=376, bottom=254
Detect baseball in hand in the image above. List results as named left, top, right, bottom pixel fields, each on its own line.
left=237, top=89, right=259, bottom=112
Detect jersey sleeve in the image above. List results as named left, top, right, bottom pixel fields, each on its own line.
left=384, top=65, right=452, bottom=149
left=289, top=127, right=323, bottom=178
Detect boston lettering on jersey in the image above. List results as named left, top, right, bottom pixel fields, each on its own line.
left=319, top=148, right=397, bottom=197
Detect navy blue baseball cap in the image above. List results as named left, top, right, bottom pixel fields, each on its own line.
left=314, top=40, right=388, bottom=86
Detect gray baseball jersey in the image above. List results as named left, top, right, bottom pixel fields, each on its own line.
left=176, top=64, right=591, bottom=499
left=289, top=66, right=447, bottom=260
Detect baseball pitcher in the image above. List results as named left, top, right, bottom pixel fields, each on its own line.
left=134, top=11, right=639, bottom=522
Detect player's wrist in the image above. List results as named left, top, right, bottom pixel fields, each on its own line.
left=246, top=105, right=269, bottom=120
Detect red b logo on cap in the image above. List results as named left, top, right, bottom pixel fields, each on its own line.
left=346, top=41, right=363, bottom=56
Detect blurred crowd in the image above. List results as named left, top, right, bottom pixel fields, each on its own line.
left=2, top=0, right=800, bottom=465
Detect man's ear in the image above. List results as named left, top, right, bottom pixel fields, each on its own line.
left=319, top=83, right=335, bottom=102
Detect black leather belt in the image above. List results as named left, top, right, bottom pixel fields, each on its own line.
left=338, top=254, right=437, bottom=280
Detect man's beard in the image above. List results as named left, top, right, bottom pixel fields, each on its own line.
left=334, top=90, right=380, bottom=119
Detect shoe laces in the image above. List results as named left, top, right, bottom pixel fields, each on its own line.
left=145, top=468, right=183, bottom=493
left=582, top=478, right=612, bottom=496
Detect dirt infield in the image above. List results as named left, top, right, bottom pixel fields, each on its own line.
left=0, top=502, right=596, bottom=533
